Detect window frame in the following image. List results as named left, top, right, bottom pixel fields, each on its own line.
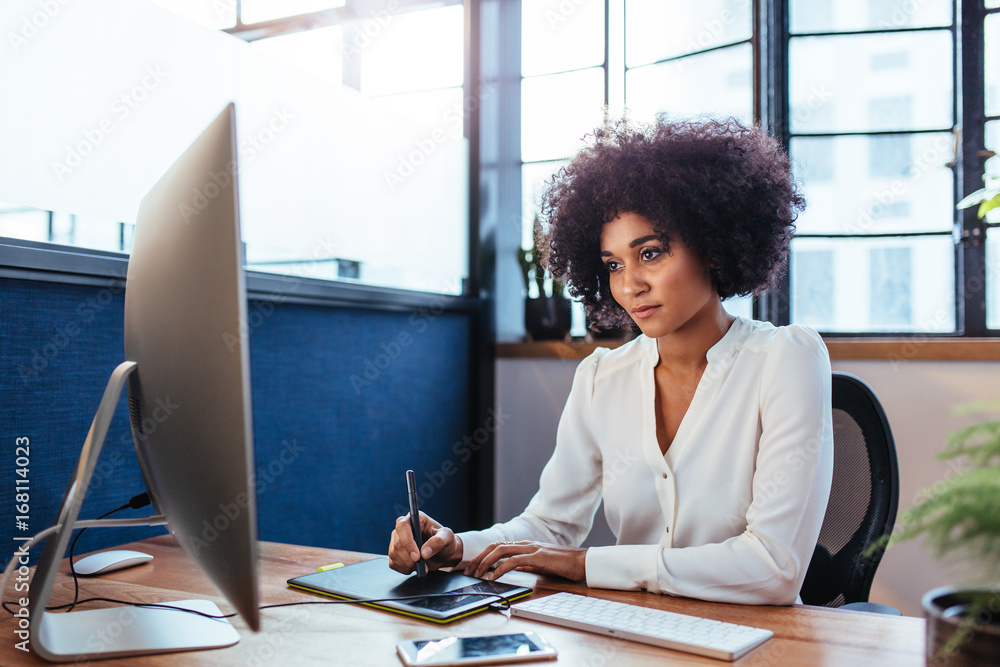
left=758, top=0, right=999, bottom=338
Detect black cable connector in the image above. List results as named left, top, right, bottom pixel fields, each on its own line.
left=127, top=492, right=151, bottom=510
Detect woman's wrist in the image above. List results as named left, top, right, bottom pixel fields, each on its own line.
left=449, top=534, right=464, bottom=567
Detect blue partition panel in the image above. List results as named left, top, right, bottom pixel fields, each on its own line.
left=0, top=277, right=473, bottom=568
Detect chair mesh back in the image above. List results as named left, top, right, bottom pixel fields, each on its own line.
left=820, top=410, right=871, bottom=554
left=799, top=373, right=899, bottom=607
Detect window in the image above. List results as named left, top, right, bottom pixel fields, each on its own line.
left=509, top=0, right=998, bottom=337
left=784, top=3, right=960, bottom=333
left=0, top=0, right=469, bottom=296
left=869, top=246, right=912, bottom=329
left=517, top=0, right=757, bottom=332
left=791, top=249, right=834, bottom=327
left=984, top=10, right=1000, bottom=329
left=868, top=135, right=913, bottom=180
left=520, top=0, right=607, bottom=333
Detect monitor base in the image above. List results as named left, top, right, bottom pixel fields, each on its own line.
left=36, top=600, right=239, bottom=662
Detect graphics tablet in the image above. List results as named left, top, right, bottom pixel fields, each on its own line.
left=287, top=558, right=533, bottom=623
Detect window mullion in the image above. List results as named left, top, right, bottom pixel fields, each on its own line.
left=959, top=0, right=988, bottom=335
left=758, top=0, right=791, bottom=326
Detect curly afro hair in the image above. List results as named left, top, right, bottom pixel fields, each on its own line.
left=538, top=116, right=804, bottom=330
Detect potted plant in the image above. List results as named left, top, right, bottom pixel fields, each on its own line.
left=873, top=399, right=1000, bottom=666
left=518, top=217, right=571, bottom=341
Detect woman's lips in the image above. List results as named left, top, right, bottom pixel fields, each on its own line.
left=631, top=305, right=660, bottom=320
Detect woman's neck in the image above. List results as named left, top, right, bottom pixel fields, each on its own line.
left=655, top=301, right=735, bottom=372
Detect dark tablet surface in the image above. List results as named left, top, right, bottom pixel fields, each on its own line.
left=287, top=558, right=533, bottom=623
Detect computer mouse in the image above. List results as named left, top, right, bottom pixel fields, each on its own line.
left=73, top=549, right=153, bottom=576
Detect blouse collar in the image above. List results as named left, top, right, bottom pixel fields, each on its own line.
left=640, top=315, right=750, bottom=367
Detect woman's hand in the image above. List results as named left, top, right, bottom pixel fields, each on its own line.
left=463, top=541, right=588, bottom=582
left=388, top=511, right=463, bottom=575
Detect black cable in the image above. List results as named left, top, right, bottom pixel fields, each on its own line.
left=2, top=492, right=152, bottom=616
left=49, top=592, right=513, bottom=621
left=65, top=492, right=151, bottom=613
left=4, top=591, right=513, bottom=620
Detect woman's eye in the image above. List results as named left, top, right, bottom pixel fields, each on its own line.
left=640, top=247, right=662, bottom=261
left=604, top=260, right=620, bottom=272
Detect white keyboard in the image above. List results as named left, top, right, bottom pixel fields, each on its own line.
left=511, top=592, right=772, bottom=661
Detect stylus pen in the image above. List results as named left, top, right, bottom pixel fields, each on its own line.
left=406, top=469, right=427, bottom=577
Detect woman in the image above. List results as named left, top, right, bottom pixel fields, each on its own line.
left=388, top=117, right=833, bottom=605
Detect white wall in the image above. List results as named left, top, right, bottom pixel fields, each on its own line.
left=495, top=354, right=1000, bottom=617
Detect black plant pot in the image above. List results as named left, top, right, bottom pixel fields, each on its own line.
left=922, top=586, right=1000, bottom=666
left=524, top=296, right=571, bottom=341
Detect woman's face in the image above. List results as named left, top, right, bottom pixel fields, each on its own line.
left=599, top=211, right=720, bottom=339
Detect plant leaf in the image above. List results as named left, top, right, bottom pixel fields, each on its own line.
left=941, top=421, right=1000, bottom=466
left=978, top=192, right=1000, bottom=218
left=886, top=468, right=1000, bottom=577
left=957, top=187, right=1000, bottom=210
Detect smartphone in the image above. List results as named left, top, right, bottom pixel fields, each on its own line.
left=396, top=632, right=558, bottom=666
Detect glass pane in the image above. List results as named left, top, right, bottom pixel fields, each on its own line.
left=724, top=295, right=753, bottom=320
left=522, top=0, right=605, bottom=76
left=625, top=44, right=753, bottom=125
left=241, top=0, right=346, bottom=24
left=987, top=121, right=1000, bottom=183
left=789, top=31, right=952, bottom=134
left=989, top=0, right=1000, bottom=8
left=0, top=204, right=49, bottom=244
left=522, top=68, right=606, bottom=162
left=792, top=133, right=954, bottom=235
left=522, top=160, right=567, bottom=249
left=988, top=228, right=1000, bottom=329
left=625, top=0, right=752, bottom=67
left=790, top=0, right=952, bottom=34
left=148, top=0, right=236, bottom=29
left=71, top=213, right=126, bottom=252
left=987, top=13, right=999, bottom=117
left=251, top=25, right=344, bottom=87
left=361, top=5, right=464, bottom=96
left=791, top=236, right=955, bottom=333
left=0, top=0, right=468, bottom=295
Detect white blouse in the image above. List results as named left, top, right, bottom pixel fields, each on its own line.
left=459, top=317, right=834, bottom=605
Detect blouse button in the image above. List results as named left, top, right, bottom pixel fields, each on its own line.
left=662, top=472, right=668, bottom=479
left=665, top=526, right=670, bottom=533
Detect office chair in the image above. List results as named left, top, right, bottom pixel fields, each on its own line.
left=799, top=372, right=900, bottom=614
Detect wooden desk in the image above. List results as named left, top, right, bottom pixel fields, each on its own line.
left=2, top=536, right=926, bottom=665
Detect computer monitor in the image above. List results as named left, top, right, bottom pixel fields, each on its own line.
left=28, top=103, right=260, bottom=662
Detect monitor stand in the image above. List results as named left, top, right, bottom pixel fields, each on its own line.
left=28, top=361, right=240, bottom=663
